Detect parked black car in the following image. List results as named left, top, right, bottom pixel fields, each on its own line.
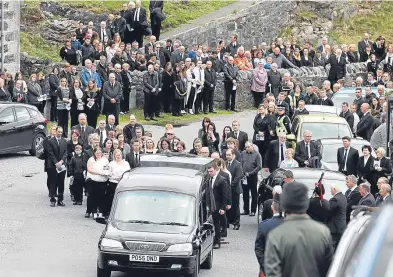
left=0, top=102, right=48, bottom=155
left=257, top=168, right=347, bottom=224
left=96, top=154, right=215, bottom=277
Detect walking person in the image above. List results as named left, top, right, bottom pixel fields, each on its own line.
left=85, top=147, right=110, bottom=219
left=226, top=149, right=243, bottom=230
left=106, top=149, right=131, bottom=216
left=241, top=141, right=262, bottom=216
left=265, top=181, right=334, bottom=277
left=56, top=78, right=72, bottom=138
left=47, top=126, right=68, bottom=207
left=67, top=143, right=87, bottom=205
left=44, top=125, right=58, bottom=196
left=327, top=183, right=347, bottom=250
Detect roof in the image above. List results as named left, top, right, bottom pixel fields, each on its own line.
left=273, top=167, right=346, bottom=181
left=305, top=105, right=338, bottom=115
left=318, top=138, right=370, bottom=145
left=295, top=114, right=348, bottom=124
left=140, top=153, right=213, bottom=171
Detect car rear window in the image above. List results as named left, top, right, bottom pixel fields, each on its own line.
left=302, top=123, right=351, bottom=140
left=0, top=108, right=15, bottom=124
left=28, top=108, right=39, bottom=118
left=14, top=106, right=31, bottom=121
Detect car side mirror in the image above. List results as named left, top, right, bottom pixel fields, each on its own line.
left=95, top=217, right=107, bottom=225
left=203, top=222, right=214, bottom=231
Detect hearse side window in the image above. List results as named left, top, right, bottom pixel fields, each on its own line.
left=0, top=108, right=15, bottom=124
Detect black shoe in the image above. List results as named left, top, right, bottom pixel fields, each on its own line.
left=194, top=111, right=200, bottom=115
left=249, top=212, right=255, bottom=216
left=70, top=194, right=74, bottom=201
left=231, top=109, right=238, bottom=112
left=77, top=201, right=82, bottom=205
left=57, top=201, right=65, bottom=207
left=73, top=201, right=77, bottom=205
left=233, top=224, right=240, bottom=230
left=213, top=243, right=221, bottom=249
left=145, top=117, right=150, bottom=121
left=50, top=202, right=56, bottom=207
left=85, top=213, right=90, bottom=218
left=220, top=238, right=225, bottom=242
left=204, top=111, right=208, bottom=114
left=155, top=114, right=161, bottom=118
left=241, top=211, right=249, bottom=215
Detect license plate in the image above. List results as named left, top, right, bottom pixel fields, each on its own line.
left=130, top=254, right=159, bottom=263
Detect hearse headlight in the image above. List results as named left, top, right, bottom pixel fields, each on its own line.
left=167, top=243, right=193, bottom=255
left=101, top=238, right=123, bottom=249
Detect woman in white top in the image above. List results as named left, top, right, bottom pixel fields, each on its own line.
left=107, top=149, right=131, bottom=216
left=86, top=147, right=109, bottom=219
left=280, top=148, right=299, bottom=169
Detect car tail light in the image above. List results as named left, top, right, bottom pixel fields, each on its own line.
left=43, top=118, right=48, bottom=125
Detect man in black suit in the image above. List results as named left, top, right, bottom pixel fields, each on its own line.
left=207, top=163, right=229, bottom=249
left=170, top=45, right=186, bottom=65
left=132, top=0, right=148, bottom=47
left=203, top=61, right=217, bottom=113
left=376, top=183, right=393, bottom=207
left=123, top=114, right=145, bottom=144
left=95, top=120, right=108, bottom=147
left=97, top=21, right=112, bottom=42
left=155, top=43, right=166, bottom=68
left=294, top=130, right=321, bottom=167
left=123, top=2, right=135, bottom=44
left=226, top=149, right=244, bottom=230
left=71, top=113, right=95, bottom=148
left=103, top=73, right=122, bottom=125
left=227, top=120, right=248, bottom=151
left=292, top=100, right=309, bottom=119
left=149, top=0, right=164, bottom=40
left=125, top=139, right=143, bottom=169
left=358, top=183, right=376, bottom=207
left=327, top=183, right=347, bottom=250
left=316, top=90, right=334, bottom=106
left=326, top=48, right=346, bottom=86
left=47, top=126, right=68, bottom=207
left=226, top=34, right=241, bottom=57
left=344, top=175, right=362, bottom=223
left=358, top=33, right=371, bottom=56
left=339, top=102, right=355, bottom=131
left=265, top=135, right=291, bottom=173
left=337, top=136, right=359, bottom=176
left=356, top=103, right=374, bottom=141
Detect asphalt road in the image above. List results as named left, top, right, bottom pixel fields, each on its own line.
left=0, top=110, right=261, bottom=277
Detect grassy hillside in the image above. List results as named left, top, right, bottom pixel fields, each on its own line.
left=22, top=0, right=235, bottom=61
left=330, top=1, right=393, bottom=45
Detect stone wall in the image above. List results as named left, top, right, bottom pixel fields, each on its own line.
left=164, top=0, right=298, bottom=49
left=0, top=0, right=20, bottom=74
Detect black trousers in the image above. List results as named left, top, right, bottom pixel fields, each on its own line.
left=46, top=170, right=50, bottom=192
left=220, top=213, right=228, bottom=236
left=172, top=98, right=182, bottom=116
left=224, top=82, right=236, bottom=110
left=39, top=100, right=46, bottom=113
left=202, top=87, right=214, bottom=112
left=212, top=211, right=221, bottom=245
left=57, top=109, right=69, bottom=138
left=194, top=91, right=203, bottom=113
left=72, top=178, right=85, bottom=203
left=86, top=179, right=107, bottom=214
left=86, top=109, right=99, bottom=129
left=104, top=103, right=120, bottom=125
left=50, top=95, right=57, bottom=121
left=121, top=87, right=130, bottom=112
left=255, top=141, right=268, bottom=164
left=70, top=110, right=82, bottom=128
left=252, top=91, right=265, bottom=108
left=105, top=181, right=118, bottom=216
left=151, top=20, right=162, bottom=40
left=163, top=86, right=173, bottom=113
left=331, top=232, right=342, bottom=251
left=48, top=168, right=66, bottom=203
left=144, top=93, right=157, bottom=118
left=227, top=189, right=240, bottom=225
left=242, top=174, right=258, bottom=213
left=186, top=87, right=196, bottom=110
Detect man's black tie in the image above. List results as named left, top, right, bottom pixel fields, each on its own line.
left=135, top=153, right=139, bottom=166
left=343, top=149, right=348, bottom=165
left=81, top=126, right=85, bottom=140
left=99, top=131, right=103, bottom=146
left=345, top=189, right=351, bottom=198
left=280, top=144, right=285, bottom=162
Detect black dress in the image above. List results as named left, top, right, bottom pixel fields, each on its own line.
left=60, top=47, right=77, bottom=66
left=253, top=113, right=274, bottom=160
left=161, top=71, right=174, bottom=113
left=357, top=155, right=374, bottom=186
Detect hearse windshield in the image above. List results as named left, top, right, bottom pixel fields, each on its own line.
left=114, top=190, right=195, bottom=227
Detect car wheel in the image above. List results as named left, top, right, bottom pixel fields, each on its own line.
left=201, top=247, right=213, bottom=269
left=187, top=251, right=199, bottom=277
left=97, top=265, right=111, bottom=277
left=257, top=202, right=264, bottom=225
left=29, top=133, right=45, bottom=156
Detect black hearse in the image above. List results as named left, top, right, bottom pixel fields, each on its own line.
left=96, top=154, right=215, bottom=277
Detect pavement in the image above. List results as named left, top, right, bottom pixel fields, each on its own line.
left=0, top=110, right=260, bottom=277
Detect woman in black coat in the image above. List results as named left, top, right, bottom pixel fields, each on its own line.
left=161, top=62, right=174, bottom=113
left=253, top=104, right=274, bottom=161
left=371, top=147, right=392, bottom=196
left=357, top=145, right=375, bottom=186
left=367, top=54, right=379, bottom=77
left=69, top=79, right=86, bottom=127
left=201, top=122, right=220, bottom=154
left=83, top=79, right=101, bottom=128
left=59, top=40, right=78, bottom=66
left=307, top=183, right=330, bottom=224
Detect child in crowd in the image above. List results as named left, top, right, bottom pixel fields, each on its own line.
left=67, top=144, right=87, bottom=205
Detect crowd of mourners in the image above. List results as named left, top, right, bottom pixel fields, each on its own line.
left=2, top=1, right=393, bottom=275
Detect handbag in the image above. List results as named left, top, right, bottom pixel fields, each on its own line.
left=152, top=8, right=166, bottom=21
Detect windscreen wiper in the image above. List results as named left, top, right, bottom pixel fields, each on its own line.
left=121, top=220, right=155, bottom=224
left=157, top=222, right=189, bottom=226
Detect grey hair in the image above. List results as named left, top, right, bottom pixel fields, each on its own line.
left=381, top=183, right=391, bottom=194
left=331, top=183, right=342, bottom=192
left=360, top=182, right=371, bottom=192
left=346, top=175, right=357, bottom=185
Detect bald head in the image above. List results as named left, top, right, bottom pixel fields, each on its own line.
left=360, top=103, right=370, bottom=113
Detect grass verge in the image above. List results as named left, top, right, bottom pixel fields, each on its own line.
left=330, top=1, right=393, bottom=45
left=20, top=32, right=62, bottom=62
left=47, top=108, right=234, bottom=130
